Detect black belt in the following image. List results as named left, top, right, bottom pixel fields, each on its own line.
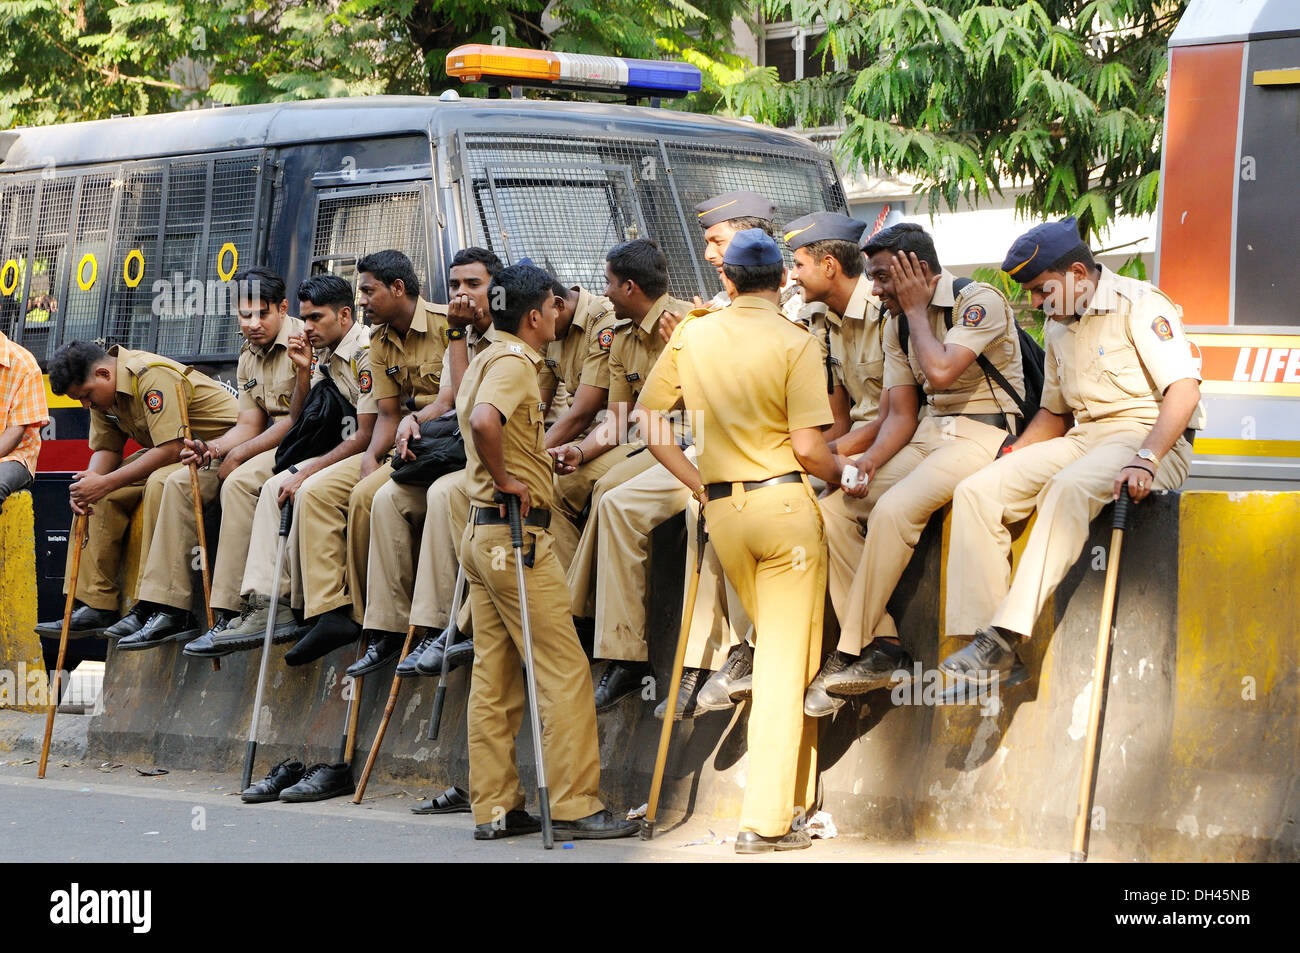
left=960, top=412, right=1017, bottom=433
left=705, top=471, right=803, bottom=500
left=472, top=506, right=551, bottom=529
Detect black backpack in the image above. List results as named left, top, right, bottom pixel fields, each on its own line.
left=390, top=412, right=467, bottom=487
left=898, top=277, right=1045, bottom=422
left=273, top=370, right=356, bottom=474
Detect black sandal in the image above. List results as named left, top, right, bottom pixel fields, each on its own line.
left=410, top=785, right=471, bottom=815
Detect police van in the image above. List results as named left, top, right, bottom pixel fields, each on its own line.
left=0, top=47, right=849, bottom=657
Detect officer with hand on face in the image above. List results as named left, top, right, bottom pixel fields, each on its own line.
left=939, top=218, right=1204, bottom=683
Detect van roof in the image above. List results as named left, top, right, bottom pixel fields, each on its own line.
left=0, top=95, right=821, bottom=173
left=1171, top=0, right=1299, bottom=47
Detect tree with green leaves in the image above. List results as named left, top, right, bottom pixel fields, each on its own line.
left=0, top=0, right=749, bottom=127
left=724, top=0, right=1185, bottom=247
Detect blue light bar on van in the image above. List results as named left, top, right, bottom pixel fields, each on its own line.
left=447, top=45, right=702, bottom=97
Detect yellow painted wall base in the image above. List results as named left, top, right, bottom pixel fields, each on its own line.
left=0, top=492, right=44, bottom=713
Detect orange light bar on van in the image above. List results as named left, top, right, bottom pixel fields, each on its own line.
left=446, top=45, right=559, bottom=84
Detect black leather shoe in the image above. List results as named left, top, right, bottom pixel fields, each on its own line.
left=346, top=630, right=404, bottom=677
left=939, top=627, right=1023, bottom=686
left=735, top=828, right=812, bottom=854
left=412, top=624, right=454, bottom=676
left=102, top=602, right=157, bottom=640
left=396, top=629, right=436, bottom=678
left=443, top=636, right=474, bottom=672
left=697, top=643, right=753, bottom=711
left=474, top=809, right=541, bottom=840
left=115, top=609, right=199, bottom=651
left=804, top=652, right=852, bottom=718
left=241, top=758, right=305, bottom=803
left=278, top=762, right=354, bottom=802
left=825, top=640, right=914, bottom=696
left=284, top=610, right=362, bottom=667
left=182, top=613, right=239, bottom=658
left=552, top=809, right=639, bottom=840
left=653, top=668, right=702, bottom=721
left=593, top=660, right=650, bottom=712
left=36, top=603, right=119, bottom=638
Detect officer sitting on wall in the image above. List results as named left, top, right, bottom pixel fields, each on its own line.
left=36, top=340, right=237, bottom=641
left=939, top=218, right=1204, bottom=682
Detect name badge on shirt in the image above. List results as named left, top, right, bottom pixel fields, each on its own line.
left=385, top=366, right=400, bottom=377
left=625, top=372, right=640, bottom=383
left=242, top=378, right=257, bottom=391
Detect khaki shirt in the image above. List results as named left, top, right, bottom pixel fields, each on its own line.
left=640, top=295, right=832, bottom=485
left=540, top=287, right=618, bottom=396
left=90, top=347, right=237, bottom=453
left=369, top=297, right=450, bottom=409
left=882, top=272, right=1024, bottom=417
left=310, top=320, right=379, bottom=415
left=1043, top=267, right=1206, bottom=429
left=457, top=331, right=553, bottom=510
left=811, top=274, right=887, bottom=423
left=436, top=322, right=495, bottom=388
left=237, top=315, right=302, bottom=419
left=607, top=293, right=694, bottom=407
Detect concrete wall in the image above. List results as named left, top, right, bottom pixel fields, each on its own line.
left=81, top=490, right=1299, bottom=860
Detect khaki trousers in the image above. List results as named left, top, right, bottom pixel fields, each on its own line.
left=462, top=519, right=604, bottom=826
left=242, top=458, right=319, bottom=608
left=705, top=479, right=824, bottom=837
left=550, top=442, right=636, bottom=570
left=946, top=419, right=1193, bottom=639
left=63, top=452, right=177, bottom=610
left=135, top=462, right=220, bottom=611
left=681, top=495, right=753, bottom=671
left=825, top=415, right=1006, bottom=654
left=565, top=446, right=658, bottom=620
left=364, top=476, right=429, bottom=634
left=408, top=469, right=472, bottom=631
left=207, top=449, right=279, bottom=612
left=292, top=456, right=391, bottom=622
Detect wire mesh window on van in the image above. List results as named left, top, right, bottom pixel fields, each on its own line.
left=460, top=132, right=847, bottom=301
left=105, top=165, right=164, bottom=353
left=0, top=182, right=37, bottom=343
left=61, top=174, right=114, bottom=352
left=311, top=188, right=429, bottom=315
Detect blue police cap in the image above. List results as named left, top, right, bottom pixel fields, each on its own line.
left=1002, top=216, right=1084, bottom=283
left=723, top=228, right=783, bottom=267
left=783, top=212, right=867, bottom=251
left=694, top=191, right=778, bottom=229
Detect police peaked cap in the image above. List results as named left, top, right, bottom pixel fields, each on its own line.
left=694, top=191, right=778, bottom=229
left=782, top=212, right=867, bottom=251
left=1002, top=216, right=1085, bottom=283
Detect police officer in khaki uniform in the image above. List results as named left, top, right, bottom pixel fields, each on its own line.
left=37, top=341, right=237, bottom=640
left=459, top=263, right=636, bottom=841
left=283, top=251, right=448, bottom=668
left=399, top=273, right=610, bottom=677
left=367, top=248, right=501, bottom=669
left=555, top=240, right=693, bottom=707
left=141, top=269, right=301, bottom=656
left=216, top=274, right=380, bottom=661
left=639, top=229, right=841, bottom=852
left=940, top=218, right=1204, bottom=681
left=807, top=222, right=1026, bottom=714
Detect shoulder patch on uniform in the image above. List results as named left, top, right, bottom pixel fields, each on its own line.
left=597, top=327, right=614, bottom=351
left=1152, top=316, right=1174, bottom=341
left=358, top=370, right=372, bottom=394
left=144, top=389, right=164, bottom=414
left=960, top=304, right=986, bottom=328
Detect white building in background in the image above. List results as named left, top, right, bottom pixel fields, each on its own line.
left=742, top=17, right=1158, bottom=277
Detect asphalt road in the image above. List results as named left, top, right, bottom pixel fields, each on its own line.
left=0, top=759, right=1060, bottom=864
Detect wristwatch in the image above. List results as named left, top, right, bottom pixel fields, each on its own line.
left=445, top=327, right=467, bottom=342
left=1136, top=448, right=1159, bottom=468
